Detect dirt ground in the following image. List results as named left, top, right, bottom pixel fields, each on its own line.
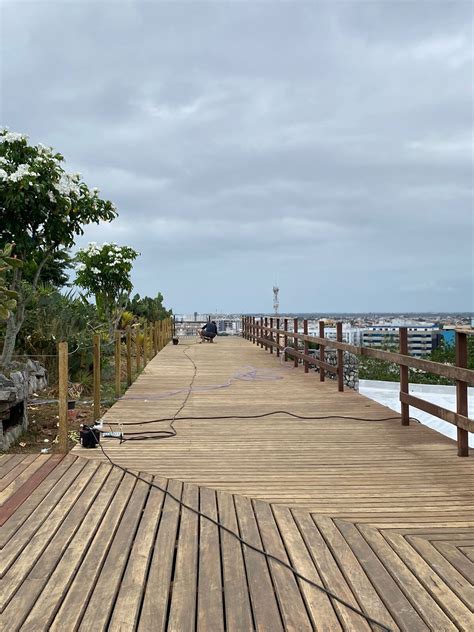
left=2, top=399, right=110, bottom=454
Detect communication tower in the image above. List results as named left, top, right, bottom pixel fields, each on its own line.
left=273, top=286, right=279, bottom=316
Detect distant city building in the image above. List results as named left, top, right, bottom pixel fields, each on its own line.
left=361, top=322, right=439, bottom=357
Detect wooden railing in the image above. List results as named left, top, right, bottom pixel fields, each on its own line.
left=57, top=317, right=174, bottom=453
left=242, top=316, right=473, bottom=457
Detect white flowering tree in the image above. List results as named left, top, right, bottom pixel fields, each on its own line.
left=75, top=243, right=139, bottom=332
left=0, top=129, right=117, bottom=366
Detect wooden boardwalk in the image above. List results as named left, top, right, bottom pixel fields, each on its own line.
left=1, top=336, right=473, bottom=630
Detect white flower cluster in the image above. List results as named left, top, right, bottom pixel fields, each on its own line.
left=36, top=143, right=52, bottom=155
left=54, top=172, right=81, bottom=197
left=0, top=163, right=39, bottom=182
left=0, top=132, right=29, bottom=144
left=78, top=242, right=136, bottom=269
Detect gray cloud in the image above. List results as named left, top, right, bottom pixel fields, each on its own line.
left=1, top=0, right=472, bottom=313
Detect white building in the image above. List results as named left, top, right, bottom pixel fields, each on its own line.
left=361, top=321, right=439, bottom=357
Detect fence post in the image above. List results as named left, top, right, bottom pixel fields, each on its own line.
left=336, top=322, right=344, bottom=392
left=284, top=318, right=288, bottom=361
left=143, top=323, right=149, bottom=366
left=319, top=321, right=325, bottom=381
left=456, top=330, right=469, bottom=456
left=276, top=318, right=280, bottom=357
left=399, top=327, right=409, bottom=425
left=135, top=327, right=141, bottom=374
left=303, top=319, right=309, bottom=373
left=58, top=341, right=68, bottom=454
left=115, top=330, right=121, bottom=398
left=93, top=334, right=101, bottom=422
left=126, top=328, right=132, bottom=387
left=270, top=318, right=274, bottom=354
left=293, top=318, right=298, bottom=368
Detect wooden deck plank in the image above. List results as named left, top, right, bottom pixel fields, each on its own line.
left=167, top=483, right=200, bottom=632
left=108, top=476, right=166, bottom=630
left=197, top=486, right=224, bottom=632
left=216, top=489, right=254, bottom=632
left=138, top=479, right=183, bottom=632
left=234, top=494, right=284, bottom=631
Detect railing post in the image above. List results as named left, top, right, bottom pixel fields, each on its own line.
left=303, top=319, right=309, bottom=373
left=115, top=330, right=121, bottom=399
left=399, top=327, right=409, bottom=425
left=270, top=317, right=274, bottom=354
left=276, top=318, right=280, bottom=357
left=93, top=334, right=101, bottom=422
left=143, top=323, right=149, bottom=366
left=135, top=327, right=141, bottom=374
left=336, top=322, right=344, bottom=392
left=126, top=328, right=132, bottom=387
left=284, top=318, right=288, bottom=361
left=264, top=317, right=268, bottom=350
left=456, top=330, right=469, bottom=456
left=252, top=316, right=256, bottom=344
left=153, top=321, right=158, bottom=355
left=58, top=341, right=68, bottom=454
left=319, top=321, right=325, bottom=381
left=293, top=318, right=298, bottom=368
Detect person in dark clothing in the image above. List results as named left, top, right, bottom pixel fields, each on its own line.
left=199, top=320, right=218, bottom=342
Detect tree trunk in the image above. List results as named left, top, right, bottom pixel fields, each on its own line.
left=0, top=307, right=24, bottom=367
left=0, top=254, right=49, bottom=368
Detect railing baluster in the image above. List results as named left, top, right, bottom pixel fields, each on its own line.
left=276, top=318, right=280, bottom=357
left=456, top=330, right=469, bottom=456
left=270, top=317, right=274, bottom=354
left=319, top=320, right=325, bottom=382
left=399, top=327, right=409, bottom=425
left=336, top=322, right=344, bottom=392
left=303, top=319, right=309, bottom=373
left=293, top=318, right=298, bottom=368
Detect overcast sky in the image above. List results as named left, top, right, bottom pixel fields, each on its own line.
left=1, top=1, right=472, bottom=314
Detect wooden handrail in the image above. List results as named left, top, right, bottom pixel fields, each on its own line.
left=255, top=324, right=474, bottom=384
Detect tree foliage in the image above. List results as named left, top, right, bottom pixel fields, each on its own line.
left=75, top=242, right=139, bottom=330
left=126, top=292, right=172, bottom=322
left=0, top=130, right=118, bottom=366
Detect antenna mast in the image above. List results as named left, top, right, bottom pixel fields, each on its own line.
left=273, top=286, right=279, bottom=316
